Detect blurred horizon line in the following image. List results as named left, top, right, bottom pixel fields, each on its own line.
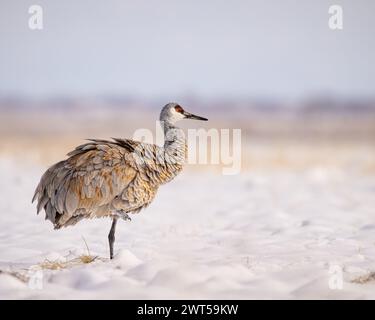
left=1, top=93, right=375, bottom=116
left=0, top=95, right=375, bottom=118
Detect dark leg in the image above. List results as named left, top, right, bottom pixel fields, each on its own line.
left=115, top=209, right=131, bottom=221
left=108, top=217, right=118, bottom=259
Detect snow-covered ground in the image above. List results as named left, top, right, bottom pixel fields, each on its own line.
left=0, top=158, right=375, bottom=299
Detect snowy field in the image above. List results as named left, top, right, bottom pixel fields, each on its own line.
left=0, top=157, right=375, bottom=299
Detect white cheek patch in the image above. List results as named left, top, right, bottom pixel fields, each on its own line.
left=171, top=108, right=185, bottom=121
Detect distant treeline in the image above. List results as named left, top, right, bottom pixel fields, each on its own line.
left=1, top=96, right=375, bottom=116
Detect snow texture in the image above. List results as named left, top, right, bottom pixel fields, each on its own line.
left=0, top=158, right=375, bottom=299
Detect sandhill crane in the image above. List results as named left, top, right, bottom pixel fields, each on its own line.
left=32, top=103, right=207, bottom=259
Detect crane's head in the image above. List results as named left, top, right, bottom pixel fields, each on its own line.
left=160, top=102, right=208, bottom=124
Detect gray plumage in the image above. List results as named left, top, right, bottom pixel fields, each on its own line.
left=32, top=103, right=207, bottom=258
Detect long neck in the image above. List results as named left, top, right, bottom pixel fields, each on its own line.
left=162, top=121, right=186, bottom=161
left=132, top=120, right=186, bottom=186
left=155, top=120, right=186, bottom=182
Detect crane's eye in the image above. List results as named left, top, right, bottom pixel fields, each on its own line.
left=174, top=105, right=184, bottom=114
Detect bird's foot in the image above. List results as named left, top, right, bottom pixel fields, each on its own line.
left=115, top=210, right=132, bottom=221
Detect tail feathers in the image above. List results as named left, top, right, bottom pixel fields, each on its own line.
left=32, top=161, right=68, bottom=225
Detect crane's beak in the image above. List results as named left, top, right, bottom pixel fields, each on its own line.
left=183, top=111, right=208, bottom=121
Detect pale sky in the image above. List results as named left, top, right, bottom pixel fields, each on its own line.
left=0, top=0, right=374, bottom=100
